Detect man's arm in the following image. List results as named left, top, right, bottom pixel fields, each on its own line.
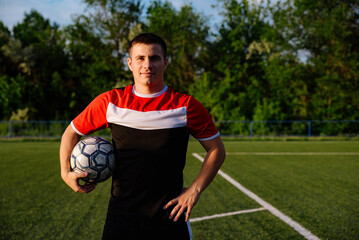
left=164, top=135, right=226, bottom=222
left=59, top=124, right=96, bottom=193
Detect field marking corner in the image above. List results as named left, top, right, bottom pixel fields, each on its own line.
left=191, top=152, right=321, bottom=240
left=190, top=207, right=266, bottom=223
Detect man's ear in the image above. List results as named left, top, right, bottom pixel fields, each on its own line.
left=164, top=58, right=168, bottom=70
left=127, top=58, right=133, bottom=72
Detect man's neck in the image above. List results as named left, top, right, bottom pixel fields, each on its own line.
left=133, top=82, right=165, bottom=95
left=133, top=84, right=168, bottom=97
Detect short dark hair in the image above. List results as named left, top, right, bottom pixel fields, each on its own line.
left=128, top=33, right=167, bottom=58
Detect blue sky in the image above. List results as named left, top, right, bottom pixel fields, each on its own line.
left=0, top=0, right=225, bottom=30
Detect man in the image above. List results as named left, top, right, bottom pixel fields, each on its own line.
left=60, top=33, right=225, bottom=240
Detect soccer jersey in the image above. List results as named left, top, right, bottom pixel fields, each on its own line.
left=71, top=85, right=219, bottom=219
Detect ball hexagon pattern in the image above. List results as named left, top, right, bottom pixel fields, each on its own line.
left=70, top=136, right=115, bottom=183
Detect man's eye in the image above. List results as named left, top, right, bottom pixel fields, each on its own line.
left=151, top=56, right=161, bottom=61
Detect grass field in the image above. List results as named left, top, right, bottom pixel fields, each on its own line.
left=1, top=140, right=358, bottom=239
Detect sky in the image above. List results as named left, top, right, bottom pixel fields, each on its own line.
left=0, top=0, right=224, bottom=30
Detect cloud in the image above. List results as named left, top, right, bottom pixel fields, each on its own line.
left=1, top=0, right=253, bottom=30
left=0, top=0, right=85, bottom=29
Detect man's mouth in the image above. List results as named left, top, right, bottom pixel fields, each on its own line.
left=141, top=72, right=155, bottom=76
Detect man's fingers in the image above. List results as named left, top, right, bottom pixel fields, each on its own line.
left=165, top=187, right=200, bottom=222
left=80, top=182, right=97, bottom=193
left=173, top=206, right=187, bottom=222
left=163, top=199, right=178, bottom=209
left=169, top=203, right=182, bottom=220
left=73, top=171, right=88, bottom=179
left=185, top=207, right=192, bottom=222
left=76, top=182, right=96, bottom=193
left=67, top=171, right=97, bottom=193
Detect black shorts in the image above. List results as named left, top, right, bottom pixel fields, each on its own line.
left=102, top=211, right=192, bottom=240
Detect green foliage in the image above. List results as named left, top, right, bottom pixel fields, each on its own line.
left=0, top=0, right=358, bottom=129
left=1, top=10, right=69, bottom=120
left=270, top=0, right=359, bottom=120
left=188, top=0, right=359, bottom=129
left=145, top=0, right=210, bottom=91
left=0, top=74, right=27, bottom=119
left=190, top=0, right=272, bottom=122
left=263, top=56, right=311, bottom=120
left=62, top=0, right=142, bottom=116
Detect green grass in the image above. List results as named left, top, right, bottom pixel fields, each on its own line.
left=1, top=140, right=358, bottom=239
left=187, top=141, right=359, bottom=239
left=0, top=142, right=110, bottom=240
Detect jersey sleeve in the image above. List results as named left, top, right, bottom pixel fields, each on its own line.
left=187, top=96, right=219, bottom=141
left=71, top=91, right=111, bottom=136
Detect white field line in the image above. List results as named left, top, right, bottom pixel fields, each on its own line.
left=192, top=153, right=321, bottom=240
left=227, top=152, right=359, bottom=155
left=191, top=207, right=266, bottom=223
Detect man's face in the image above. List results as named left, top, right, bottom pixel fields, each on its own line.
left=127, top=43, right=168, bottom=92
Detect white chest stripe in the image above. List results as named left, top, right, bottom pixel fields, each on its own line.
left=107, top=103, right=187, bottom=130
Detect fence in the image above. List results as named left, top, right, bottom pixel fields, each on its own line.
left=0, top=121, right=111, bottom=138
left=0, top=120, right=358, bottom=138
left=215, top=120, right=359, bottom=137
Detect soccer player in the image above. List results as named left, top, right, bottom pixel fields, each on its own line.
left=59, top=33, right=225, bottom=240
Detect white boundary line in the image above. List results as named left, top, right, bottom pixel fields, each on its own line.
left=226, top=152, right=359, bottom=155
left=192, top=153, right=321, bottom=240
left=191, top=207, right=266, bottom=223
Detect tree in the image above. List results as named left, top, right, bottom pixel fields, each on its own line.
left=0, top=12, right=69, bottom=120
left=64, top=16, right=121, bottom=116
left=0, top=21, right=27, bottom=119
left=63, top=0, right=143, bottom=118
left=271, top=0, right=359, bottom=120
left=0, top=21, right=11, bottom=75
left=190, top=0, right=273, bottom=123
left=82, top=0, right=142, bottom=66
left=145, top=0, right=210, bottom=91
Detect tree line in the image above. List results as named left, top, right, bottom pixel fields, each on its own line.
left=1, top=0, right=358, bottom=125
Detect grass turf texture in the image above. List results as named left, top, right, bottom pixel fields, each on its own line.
left=1, top=141, right=358, bottom=239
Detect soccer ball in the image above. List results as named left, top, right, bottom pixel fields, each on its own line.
left=70, top=136, right=115, bottom=183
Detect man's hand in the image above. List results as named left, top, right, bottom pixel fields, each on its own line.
left=164, top=136, right=225, bottom=223
left=164, top=187, right=200, bottom=222
left=61, top=171, right=96, bottom=193
left=60, top=124, right=96, bottom=194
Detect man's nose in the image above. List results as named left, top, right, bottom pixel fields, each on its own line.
left=143, top=58, right=152, bottom=69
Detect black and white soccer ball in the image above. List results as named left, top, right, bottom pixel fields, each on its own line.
left=70, top=136, right=115, bottom=183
